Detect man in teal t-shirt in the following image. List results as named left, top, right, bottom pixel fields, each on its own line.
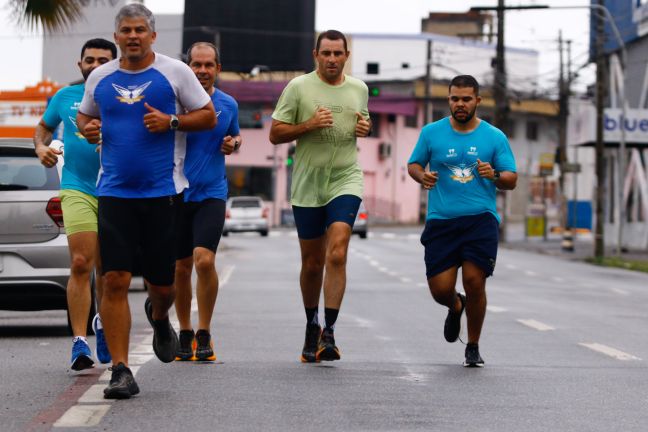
left=34, top=38, right=116, bottom=372
left=408, top=75, right=517, bottom=368
left=270, top=30, right=372, bottom=364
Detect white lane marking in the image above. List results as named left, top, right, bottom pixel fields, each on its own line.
left=579, top=343, right=642, bottom=361
left=53, top=405, right=112, bottom=428
left=381, top=233, right=396, bottom=239
left=400, top=277, right=412, bottom=283
left=552, top=276, right=565, bottom=283
left=611, top=287, right=630, bottom=296
left=350, top=316, right=374, bottom=328
left=369, top=260, right=379, bottom=267
left=525, top=270, right=538, bottom=277
left=269, top=231, right=281, bottom=237
left=388, top=271, right=397, bottom=277
left=517, top=319, right=555, bottom=331
left=407, top=234, right=419, bottom=240
left=506, top=264, right=518, bottom=270
left=39, top=342, right=50, bottom=346
left=487, top=306, right=508, bottom=313
left=417, top=282, right=427, bottom=288
left=130, top=344, right=154, bottom=354
left=378, top=267, right=388, bottom=272
left=220, top=264, right=234, bottom=287
left=78, top=385, right=114, bottom=404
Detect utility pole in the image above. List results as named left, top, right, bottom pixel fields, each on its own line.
left=558, top=31, right=573, bottom=251
left=423, top=39, right=433, bottom=125
left=493, top=0, right=509, bottom=241
left=594, top=0, right=606, bottom=259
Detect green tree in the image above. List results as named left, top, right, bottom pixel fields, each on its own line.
left=10, top=0, right=85, bottom=33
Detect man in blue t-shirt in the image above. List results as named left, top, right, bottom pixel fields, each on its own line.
left=77, top=4, right=216, bottom=399
left=407, top=75, right=517, bottom=368
left=34, top=38, right=117, bottom=372
left=173, top=42, right=241, bottom=362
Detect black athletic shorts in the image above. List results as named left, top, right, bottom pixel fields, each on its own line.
left=292, top=194, right=361, bottom=240
left=176, top=198, right=226, bottom=260
left=98, top=194, right=183, bottom=286
left=420, top=212, right=499, bottom=279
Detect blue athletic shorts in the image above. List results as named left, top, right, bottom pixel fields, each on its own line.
left=293, top=194, right=361, bottom=240
left=420, top=212, right=499, bottom=279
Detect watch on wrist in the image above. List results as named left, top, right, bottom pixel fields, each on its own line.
left=233, top=139, right=241, bottom=151
left=169, top=114, right=180, bottom=130
left=493, top=171, right=500, bottom=181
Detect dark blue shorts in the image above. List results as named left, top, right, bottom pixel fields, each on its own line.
left=176, top=198, right=226, bottom=259
left=420, top=212, right=499, bottom=279
left=293, top=195, right=361, bottom=240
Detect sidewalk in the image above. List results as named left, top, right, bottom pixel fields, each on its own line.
left=502, top=222, right=648, bottom=263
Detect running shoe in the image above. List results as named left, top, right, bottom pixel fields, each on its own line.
left=194, top=329, right=216, bottom=362
left=316, top=327, right=341, bottom=362
left=175, top=329, right=196, bottom=361
left=463, top=343, right=485, bottom=368
left=300, top=323, right=321, bottom=363
left=70, top=337, right=94, bottom=371
left=144, top=298, right=179, bottom=363
left=92, top=313, right=111, bottom=364
left=103, top=362, right=140, bottom=399
left=444, top=292, right=466, bottom=343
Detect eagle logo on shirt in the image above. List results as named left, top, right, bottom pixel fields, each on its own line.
left=112, top=81, right=151, bottom=104
left=445, top=162, right=478, bottom=184
left=68, top=116, right=85, bottom=139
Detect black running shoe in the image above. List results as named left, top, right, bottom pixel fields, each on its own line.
left=463, top=343, right=485, bottom=367
left=194, top=329, right=216, bottom=361
left=300, top=323, right=321, bottom=363
left=144, top=298, right=179, bottom=363
left=175, top=329, right=196, bottom=361
left=316, top=327, right=341, bottom=362
left=444, top=293, right=466, bottom=343
left=103, top=362, right=140, bottom=399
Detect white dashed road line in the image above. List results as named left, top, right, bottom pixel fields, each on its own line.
left=487, top=306, right=508, bottom=313
left=517, top=319, right=555, bottom=331
left=579, top=343, right=642, bottom=361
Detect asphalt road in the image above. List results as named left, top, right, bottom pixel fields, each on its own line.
left=1, top=226, right=647, bottom=431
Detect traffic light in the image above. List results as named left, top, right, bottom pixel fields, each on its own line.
left=286, top=145, right=296, bottom=167
left=369, top=86, right=380, bottom=97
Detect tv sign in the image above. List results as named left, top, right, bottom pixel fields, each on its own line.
left=604, top=108, right=648, bottom=143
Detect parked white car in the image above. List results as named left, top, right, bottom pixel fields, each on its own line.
left=223, top=196, right=269, bottom=237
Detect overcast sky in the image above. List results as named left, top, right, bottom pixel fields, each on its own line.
left=0, top=0, right=593, bottom=92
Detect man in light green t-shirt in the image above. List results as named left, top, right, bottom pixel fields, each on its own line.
left=270, top=29, right=371, bottom=364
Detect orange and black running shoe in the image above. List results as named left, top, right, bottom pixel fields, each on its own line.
left=316, top=328, right=341, bottom=362
left=300, top=323, right=321, bottom=363
left=195, top=329, right=216, bottom=362
left=175, top=329, right=196, bottom=361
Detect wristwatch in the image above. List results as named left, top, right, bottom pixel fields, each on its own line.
left=169, top=114, right=180, bottom=130
left=233, top=139, right=241, bottom=151
left=493, top=171, right=501, bottom=181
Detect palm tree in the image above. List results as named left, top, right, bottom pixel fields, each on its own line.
left=10, top=0, right=85, bottom=33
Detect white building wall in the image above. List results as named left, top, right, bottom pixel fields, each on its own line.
left=349, top=33, right=539, bottom=93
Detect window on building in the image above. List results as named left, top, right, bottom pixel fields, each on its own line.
left=366, top=62, right=379, bottom=75
left=238, top=103, right=263, bottom=129
left=405, top=114, right=418, bottom=128
left=369, top=113, right=381, bottom=137
left=526, top=120, right=539, bottom=141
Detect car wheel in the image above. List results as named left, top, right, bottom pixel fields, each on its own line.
left=223, top=231, right=229, bottom=237
left=359, top=232, right=367, bottom=239
left=260, top=230, right=269, bottom=237
left=66, top=271, right=97, bottom=336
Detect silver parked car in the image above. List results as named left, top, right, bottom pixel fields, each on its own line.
left=223, top=196, right=269, bottom=237
left=0, top=138, right=95, bottom=333
left=352, top=201, right=368, bottom=239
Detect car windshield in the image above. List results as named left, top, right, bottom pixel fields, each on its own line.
left=231, top=199, right=262, bottom=208
left=0, top=155, right=60, bottom=190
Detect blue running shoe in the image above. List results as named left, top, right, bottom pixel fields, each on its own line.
left=70, top=337, right=94, bottom=371
left=92, top=314, right=111, bottom=364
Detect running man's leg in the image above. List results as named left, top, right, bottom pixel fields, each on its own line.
left=426, top=267, right=461, bottom=311
left=298, top=237, right=326, bottom=309
left=174, top=257, right=194, bottom=330
left=66, top=231, right=98, bottom=336
left=100, top=270, right=132, bottom=366
left=194, top=247, right=217, bottom=331
left=322, top=221, right=352, bottom=311
left=461, top=261, right=487, bottom=344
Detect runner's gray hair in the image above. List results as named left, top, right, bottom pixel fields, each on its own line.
left=115, top=3, right=155, bottom=32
